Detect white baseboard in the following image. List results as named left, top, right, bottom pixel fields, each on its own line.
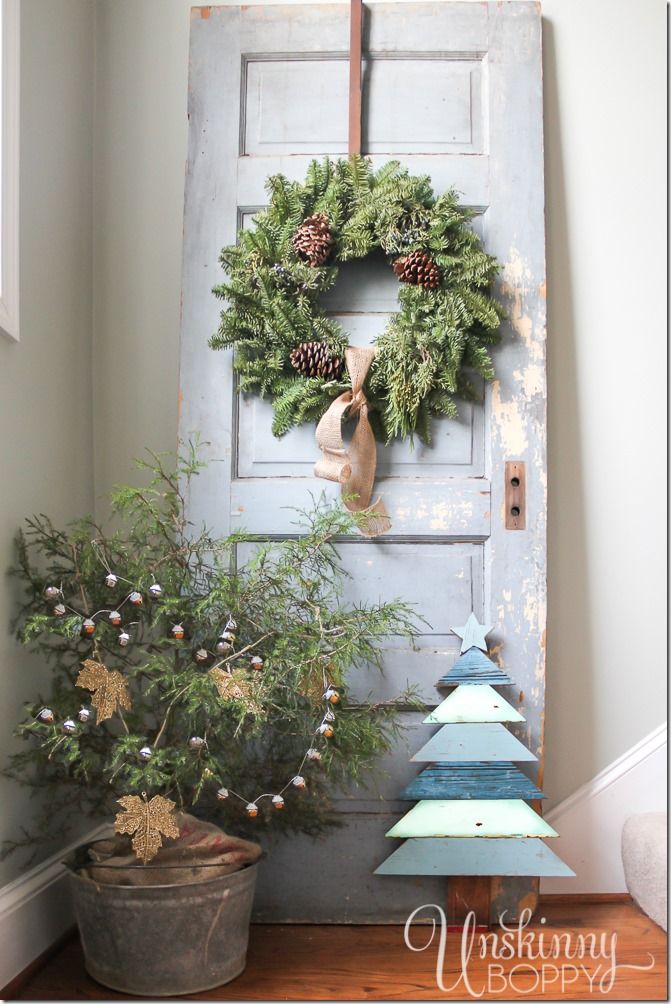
left=0, top=824, right=108, bottom=989
left=540, top=723, right=668, bottom=894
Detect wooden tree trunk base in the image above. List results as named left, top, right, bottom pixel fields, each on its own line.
left=447, top=876, right=492, bottom=929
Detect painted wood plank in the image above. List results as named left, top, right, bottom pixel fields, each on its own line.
left=385, top=800, right=558, bottom=839
left=375, top=838, right=575, bottom=877
left=437, top=647, right=514, bottom=686
left=411, top=724, right=536, bottom=763
left=424, top=684, right=525, bottom=724
left=400, top=763, right=545, bottom=801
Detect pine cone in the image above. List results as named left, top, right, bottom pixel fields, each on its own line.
left=290, top=341, right=344, bottom=380
left=392, top=249, right=441, bottom=289
left=292, top=214, right=334, bottom=267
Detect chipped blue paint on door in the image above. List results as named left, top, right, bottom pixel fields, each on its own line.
left=179, top=2, right=547, bottom=921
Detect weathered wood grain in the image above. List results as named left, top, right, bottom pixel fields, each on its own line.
left=400, top=762, right=545, bottom=801
left=437, top=648, right=514, bottom=687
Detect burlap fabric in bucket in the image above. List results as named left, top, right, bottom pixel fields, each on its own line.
left=80, top=813, right=262, bottom=886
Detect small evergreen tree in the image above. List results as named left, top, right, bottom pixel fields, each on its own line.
left=3, top=448, right=417, bottom=860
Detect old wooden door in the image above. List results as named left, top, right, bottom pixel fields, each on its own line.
left=179, top=1, right=546, bottom=922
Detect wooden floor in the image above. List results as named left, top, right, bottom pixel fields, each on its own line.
left=9, top=899, right=668, bottom=1001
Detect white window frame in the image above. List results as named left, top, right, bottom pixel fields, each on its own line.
left=0, top=0, right=19, bottom=342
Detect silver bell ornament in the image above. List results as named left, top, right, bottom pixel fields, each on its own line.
left=77, top=707, right=92, bottom=723
left=138, top=746, right=153, bottom=761
left=44, top=585, right=61, bottom=601
left=216, top=637, right=233, bottom=654
left=62, top=719, right=77, bottom=734
left=188, top=736, right=206, bottom=750
left=118, top=630, right=131, bottom=647
left=105, top=573, right=118, bottom=588
left=149, top=583, right=163, bottom=598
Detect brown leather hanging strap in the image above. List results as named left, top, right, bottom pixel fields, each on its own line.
left=348, top=0, right=363, bottom=155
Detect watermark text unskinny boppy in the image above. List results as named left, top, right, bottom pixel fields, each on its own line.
left=404, top=905, right=655, bottom=997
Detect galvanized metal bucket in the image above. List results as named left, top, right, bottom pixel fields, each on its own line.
left=66, top=857, right=258, bottom=997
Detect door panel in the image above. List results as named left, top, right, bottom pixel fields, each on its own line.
left=180, top=2, right=546, bottom=922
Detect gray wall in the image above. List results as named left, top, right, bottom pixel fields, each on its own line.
left=0, top=0, right=665, bottom=885
left=0, top=0, right=95, bottom=884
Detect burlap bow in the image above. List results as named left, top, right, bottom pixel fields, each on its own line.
left=314, top=347, right=391, bottom=537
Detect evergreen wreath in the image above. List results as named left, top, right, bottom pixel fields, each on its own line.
left=210, top=156, right=505, bottom=444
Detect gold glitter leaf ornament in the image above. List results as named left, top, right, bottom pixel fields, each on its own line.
left=209, top=667, right=262, bottom=715
left=114, top=792, right=180, bottom=863
left=76, top=659, right=131, bottom=724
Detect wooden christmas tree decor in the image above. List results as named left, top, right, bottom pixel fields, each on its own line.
left=375, top=613, right=574, bottom=926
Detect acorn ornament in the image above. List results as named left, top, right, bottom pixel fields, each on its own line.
left=323, top=687, right=339, bottom=704
left=250, top=655, right=264, bottom=672
left=188, top=736, right=206, bottom=750
left=138, top=745, right=153, bottom=761
left=105, top=573, right=118, bottom=589
left=37, top=708, right=55, bottom=724
left=272, top=795, right=285, bottom=810
left=108, top=610, right=122, bottom=626
left=77, top=707, right=92, bottom=723
left=44, top=585, right=61, bottom=602
left=318, top=722, right=334, bottom=738
left=53, top=603, right=67, bottom=618
left=194, top=648, right=209, bottom=664
left=118, top=630, right=131, bottom=647
left=245, top=802, right=259, bottom=818
left=306, top=748, right=322, bottom=761
left=82, top=618, right=96, bottom=637
left=221, top=629, right=236, bottom=644
left=217, top=787, right=229, bottom=801
left=62, top=719, right=77, bottom=735
left=171, top=623, right=185, bottom=641
left=149, top=583, right=163, bottom=599
left=216, top=636, right=233, bottom=655
left=128, top=591, right=143, bottom=607
left=292, top=775, right=306, bottom=789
